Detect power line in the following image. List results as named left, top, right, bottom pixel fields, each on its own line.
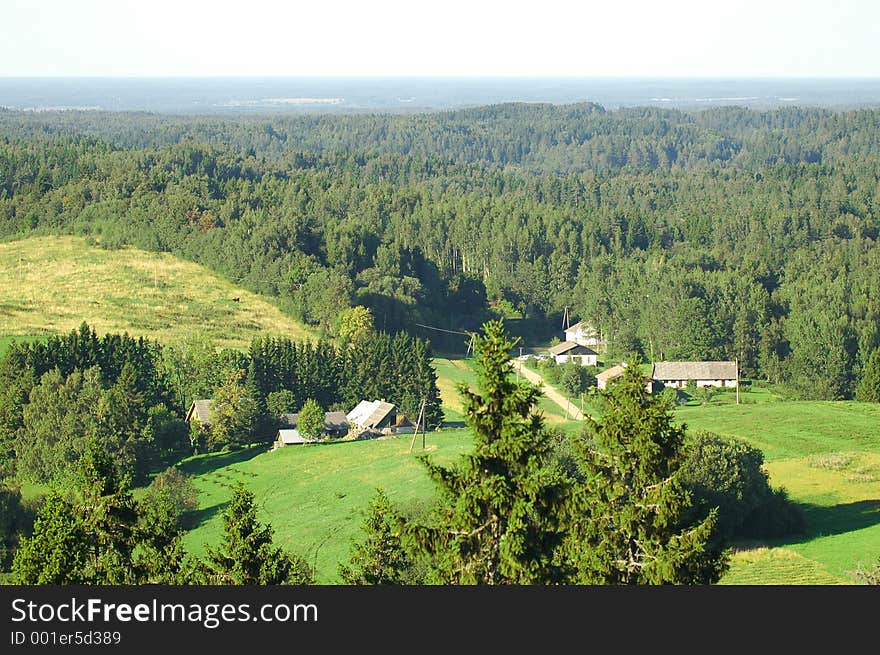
left=412, top=322, right=472, bottom=336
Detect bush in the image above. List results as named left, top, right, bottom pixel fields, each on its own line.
left=679, top=431, right=805, bottom=542
left=140, top=466, right=200, bottom=529
left=657, top=386, right=680, bottom=407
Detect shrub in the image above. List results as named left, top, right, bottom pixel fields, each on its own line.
left=140, top=466, right=200, bottom=529
left=679, top=431, right=805, bottom=542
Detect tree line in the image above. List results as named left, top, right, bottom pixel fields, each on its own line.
left=2, top=104, right=880, bottom=397
left=0, top=321, right=442, bottom=485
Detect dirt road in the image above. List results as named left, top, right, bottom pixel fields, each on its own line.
left=510, top=359, right=585, bottom=421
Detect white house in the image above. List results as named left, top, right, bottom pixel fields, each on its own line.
left=564, top=321, right=601, bottom=347
left=548, top=341, right=598, bottom=366
left=651, top=361, right=738, bottom=389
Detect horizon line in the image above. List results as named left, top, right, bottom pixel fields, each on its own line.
left=2, top=74, right=880, bottom=81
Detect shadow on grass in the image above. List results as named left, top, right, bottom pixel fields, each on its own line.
left=797, top=499, right=880, bottom=539
left=728, top=500, right=880, bottom=552
left=183, top=501, right=229, bottom=531
left=177, top=444, right=269, bottom=477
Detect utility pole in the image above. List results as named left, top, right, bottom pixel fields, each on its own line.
left=736, top=358, right=740, bottom=405
left=409, top=398, right=427, bottom=452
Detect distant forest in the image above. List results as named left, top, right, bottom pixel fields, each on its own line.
left=2, top=103, right=880, bottom=399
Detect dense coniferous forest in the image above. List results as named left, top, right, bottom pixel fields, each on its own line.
left=2, top=104, right=880, bottom=397
left=0, top=323, right=442, bottom=484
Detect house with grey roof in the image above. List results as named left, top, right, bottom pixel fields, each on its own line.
left=548, top=341, right=598, bottom=366
left=651, top=361, right=738, bottom=389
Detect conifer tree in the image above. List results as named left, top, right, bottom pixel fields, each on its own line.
left=201, top=483, right=313, bottom=585
left=338, top=489, right=416, bottom=585
left=564, top=364, right=729, bottom=584
left=12, top=491, right=90, bottom=584
left=406, top=319, right=570, bottom=584
left=856, top=347, right=880, bottom=403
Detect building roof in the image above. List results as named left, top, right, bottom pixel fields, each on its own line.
left=651, top=361, right=738, bottom=381
left=549, top=341, right=598, bottom=356
left=596, top=363, right=627, bottom=382
left=346, top=400, right=396, bottom=429
left=186, top=399, right=213, bottom=424
left=565, top=321, right=598, bottom=335
left=281, top=411, right=349, bottom=432
left=277, top=429, right=311, bottom=445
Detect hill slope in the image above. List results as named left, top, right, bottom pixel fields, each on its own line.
left=0, top=236, right=316, bottom=349
left=181, top=397, right=880, bottom=584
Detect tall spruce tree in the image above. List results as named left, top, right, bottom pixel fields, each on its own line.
left=201, top=484, right=313, bottom=585
left=856, top=347, right=880, bottom=403
left=12, top=491, right=91, bottom=584
left=564, top=364, right=729, bottom=584
left=406, top=319, right=570, bottom=584
left=338, top=488, right=417, bottom=585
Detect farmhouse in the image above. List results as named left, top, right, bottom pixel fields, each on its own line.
left=185, top=399, right=214, bottom=427
left=596, top=363, right=627, bottom=389
left=651, top=361, right=738, bottom=389
left=275, top=411, right=350, bottom=446
left=595, top=363, right=654, bottom=393
left=564, top=321, right=601, bottom=347
left=548, top=341, right=598, bottom=366
left=346, top=399, right=414, bottom=434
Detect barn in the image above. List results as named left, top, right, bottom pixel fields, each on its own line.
left=651, top=361, right=738, bottom=389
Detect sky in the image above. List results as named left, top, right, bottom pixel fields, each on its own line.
left=1, top=0, right=878, bottom=78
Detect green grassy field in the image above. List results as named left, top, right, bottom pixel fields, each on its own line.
left=180, top=431, right=475, bottom=583
left=180, top=380, right=880, bottom=585
left=0, top=236, right=316, bottom=349
left=676, top=398, right=880, bottom=584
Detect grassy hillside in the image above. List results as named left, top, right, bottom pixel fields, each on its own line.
left=676, top=399, right=880, bottom=584
left=180, top=430, right=475, bottom=584
left=0, top=236, right=316, bottom=349
left=181, top=390, right=880, bottom=585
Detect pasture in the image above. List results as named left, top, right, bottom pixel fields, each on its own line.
left=0, top=235, right=316, bottom=349
left=181, top=376, right=880, bottom=584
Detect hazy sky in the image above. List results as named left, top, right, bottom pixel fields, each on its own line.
left=2, top=0, right=878, bottom=77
